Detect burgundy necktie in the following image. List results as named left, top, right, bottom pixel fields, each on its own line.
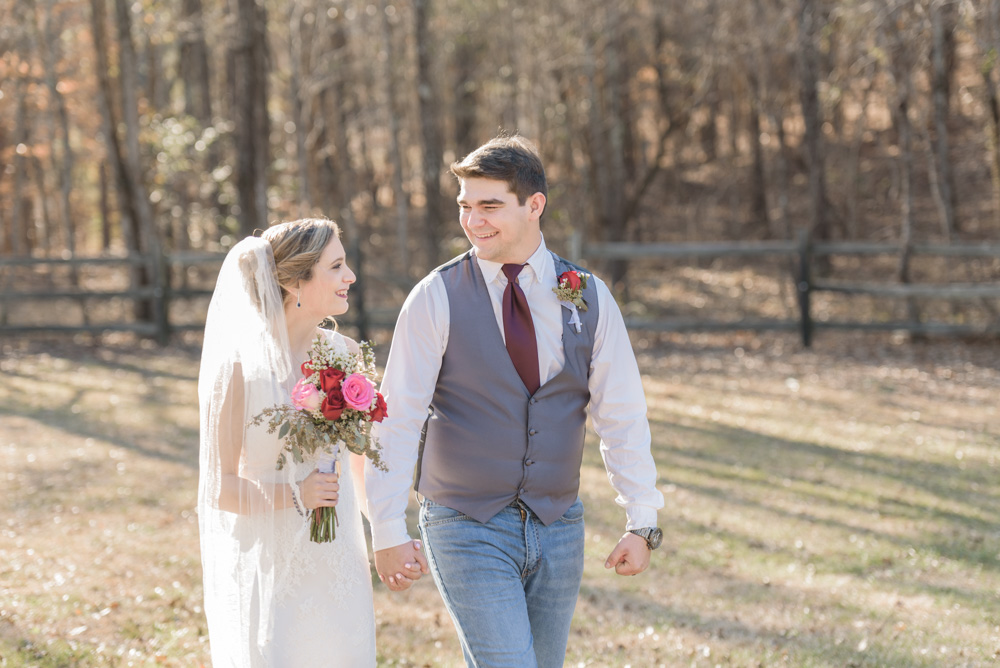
left=501, top=263, right=540, bottom=395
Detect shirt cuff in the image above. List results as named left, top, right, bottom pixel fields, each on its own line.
left=370, top=517, right=413, bottom=552
left=624, top=505, right=660, bottom=531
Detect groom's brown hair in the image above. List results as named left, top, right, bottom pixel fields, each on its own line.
left=450, top=134, right=548, bottom=207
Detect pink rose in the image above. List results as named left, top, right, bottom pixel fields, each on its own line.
left=342, top=373, right=376, bottom=411
left=291, top=378, right=322, bottom=412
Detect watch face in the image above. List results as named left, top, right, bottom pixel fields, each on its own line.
left=648, top=528, right=663, bottom=550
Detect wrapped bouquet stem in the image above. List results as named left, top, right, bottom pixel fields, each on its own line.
left=311, top=446, right=341, bottom=542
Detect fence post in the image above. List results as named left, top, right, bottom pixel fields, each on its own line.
left=797, top=229, right=813, bottom=348
left=568, top=230, right=583, bottom=265
left=350, top=237, right=369, bottom=342
left=151, top=251, right=169, bottom=345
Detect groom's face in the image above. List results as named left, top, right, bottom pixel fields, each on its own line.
left=457, top=177, right=545, bottom=265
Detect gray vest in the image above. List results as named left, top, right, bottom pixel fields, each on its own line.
left=416, top=251, right=599, bottom=525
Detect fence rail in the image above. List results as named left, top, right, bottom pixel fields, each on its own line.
left=569, top=233, right=1000, bottom=346
left=1, top=236, right=998, bottom=346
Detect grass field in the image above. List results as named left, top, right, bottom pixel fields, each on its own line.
left=1, top=330, right=998, bottom=667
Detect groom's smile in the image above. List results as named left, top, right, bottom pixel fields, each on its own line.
left=457, top=176, right=545, bottom=265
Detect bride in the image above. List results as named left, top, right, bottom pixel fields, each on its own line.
left=197, top=218, right=421, bottom=666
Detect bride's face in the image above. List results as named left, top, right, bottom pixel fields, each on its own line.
left=298, top=237, right=355, bottom=316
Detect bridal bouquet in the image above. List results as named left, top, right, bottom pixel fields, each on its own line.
left=250, top=334, right=388, bottom=542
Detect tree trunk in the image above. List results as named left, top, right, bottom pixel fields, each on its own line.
left=748, top=75, right=770, bottom=235
left=114, top=0, right=162, bottom=323
left=93, top=0, right=148, bottom=318
left=381, top=0, right=410, bottom=271
left=35, top=0, right=77, bottom=269
left=31, top=156, right=53, bottom=257
left=600, top=8, right=629, bottom=290
left=930, top=0, right=957, bottom=239
left=289, top=2, right=313, bottom=215
left=326, top=13, right=367, bottom=340
left=883, top=6, right=920, bottom=325
left=797, top=0, right=830, bottom=242
left=452, top=38, right=479, bottom=158
left=99, top=160, right=111, bottom=251
left=12, top=76, right=29, bottom=256
left=415, top=0, right=446, bottom=268
left=230, top=0, right=270, bottom=238
left=180, top=0, right=212, bottom=124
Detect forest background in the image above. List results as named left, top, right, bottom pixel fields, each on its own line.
left=2, top=0, right=1000, bottom=667
left=1, top=0, right=999, bottom=332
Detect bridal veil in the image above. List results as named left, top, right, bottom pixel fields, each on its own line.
left=197, top=236, right=300, bottom=666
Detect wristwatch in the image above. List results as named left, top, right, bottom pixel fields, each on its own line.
left=628, top=527, right=663, bottom=551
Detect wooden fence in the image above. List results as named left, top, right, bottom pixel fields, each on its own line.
left=2, top=235, right=999, bottom=346
left=569, top=232, right=1000, bottom=346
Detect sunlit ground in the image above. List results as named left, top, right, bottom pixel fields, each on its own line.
left=1, top=329, right=998, bottom=667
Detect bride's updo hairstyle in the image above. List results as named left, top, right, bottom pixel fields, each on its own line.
left=260, top=218, right=342, bottom=306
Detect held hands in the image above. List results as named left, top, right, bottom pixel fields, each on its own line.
left=604, top=532, right=652, bottom=576
left=300, top=469, right=340, bottom=510
left=374, top=540, right=430, bottom=592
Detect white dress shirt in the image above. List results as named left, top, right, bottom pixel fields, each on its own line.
left=366, top=237, right=664, bottom=551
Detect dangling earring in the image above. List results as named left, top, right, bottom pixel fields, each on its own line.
left=296, top=290, right=301, bottom=308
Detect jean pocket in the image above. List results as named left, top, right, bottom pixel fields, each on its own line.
left=420, top=499, right=472, bottom=528
left=555, top=498, right=585, bottom=525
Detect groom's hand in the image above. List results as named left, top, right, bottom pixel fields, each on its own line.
left=604, top=532, right=651, bottom=576
left=375, top=540, right=429, bottom=592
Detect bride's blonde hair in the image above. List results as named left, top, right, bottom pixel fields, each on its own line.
left=260, top=218, right=341, bottom=305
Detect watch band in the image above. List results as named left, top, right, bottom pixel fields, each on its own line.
left=628, top=527, right=662, bottom=550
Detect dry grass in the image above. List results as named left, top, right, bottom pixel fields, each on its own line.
left=1, top=327, right=998, bottom=667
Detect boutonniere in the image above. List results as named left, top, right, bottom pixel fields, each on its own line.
left=553, top=270, right=589, bottom=333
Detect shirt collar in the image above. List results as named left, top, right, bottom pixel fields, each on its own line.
left=476, top=236, right=553, bottom=286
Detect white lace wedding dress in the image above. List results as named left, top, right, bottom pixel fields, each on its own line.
left=253, top=331, right=375, bottom=666
left=206, top=330, right=376, bottom=667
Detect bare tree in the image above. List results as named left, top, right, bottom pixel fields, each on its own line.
left=380, top=0, right=410, bottom=270
left=229, top=0, right=270, bottom=237
left=797, top=0, right=830, bottom=241
left=929, top=0, right=958, bottom=239
left=180, top=0, right=213, bottom=124
left=415, top=0, right=446, bottom=268
left=34, top=0, right=77, bottom=266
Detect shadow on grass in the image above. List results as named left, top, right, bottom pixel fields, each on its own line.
left=577, top=577, right=951, bottom=667
left=653, top=419, right=1000, bottom=526
left=1, top=352, right=200, bottom=469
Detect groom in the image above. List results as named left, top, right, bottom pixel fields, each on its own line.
left=366, top=134, right=664, bottom=667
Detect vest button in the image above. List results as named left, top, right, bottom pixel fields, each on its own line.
left=519, top=488, right=526, bottom=495
left=525, top=459, right=534, bottom=466
left=528, top=429, right=537, bottom=436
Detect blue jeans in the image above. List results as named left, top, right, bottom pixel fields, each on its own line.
left=418, top=497, right=586, bottom=668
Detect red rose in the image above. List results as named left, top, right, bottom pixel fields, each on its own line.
left=368, top=392, right=388, bottom=423
left=301, top=360, right=315, bottom=377
left=560, top=271, right=581, bottom=291
left=318, top=367, right=346, bottom=394
left=321, top=386, right=346, bottom=422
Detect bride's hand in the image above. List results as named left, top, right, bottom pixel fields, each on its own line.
left=300, top=469, right=339, bottom=509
